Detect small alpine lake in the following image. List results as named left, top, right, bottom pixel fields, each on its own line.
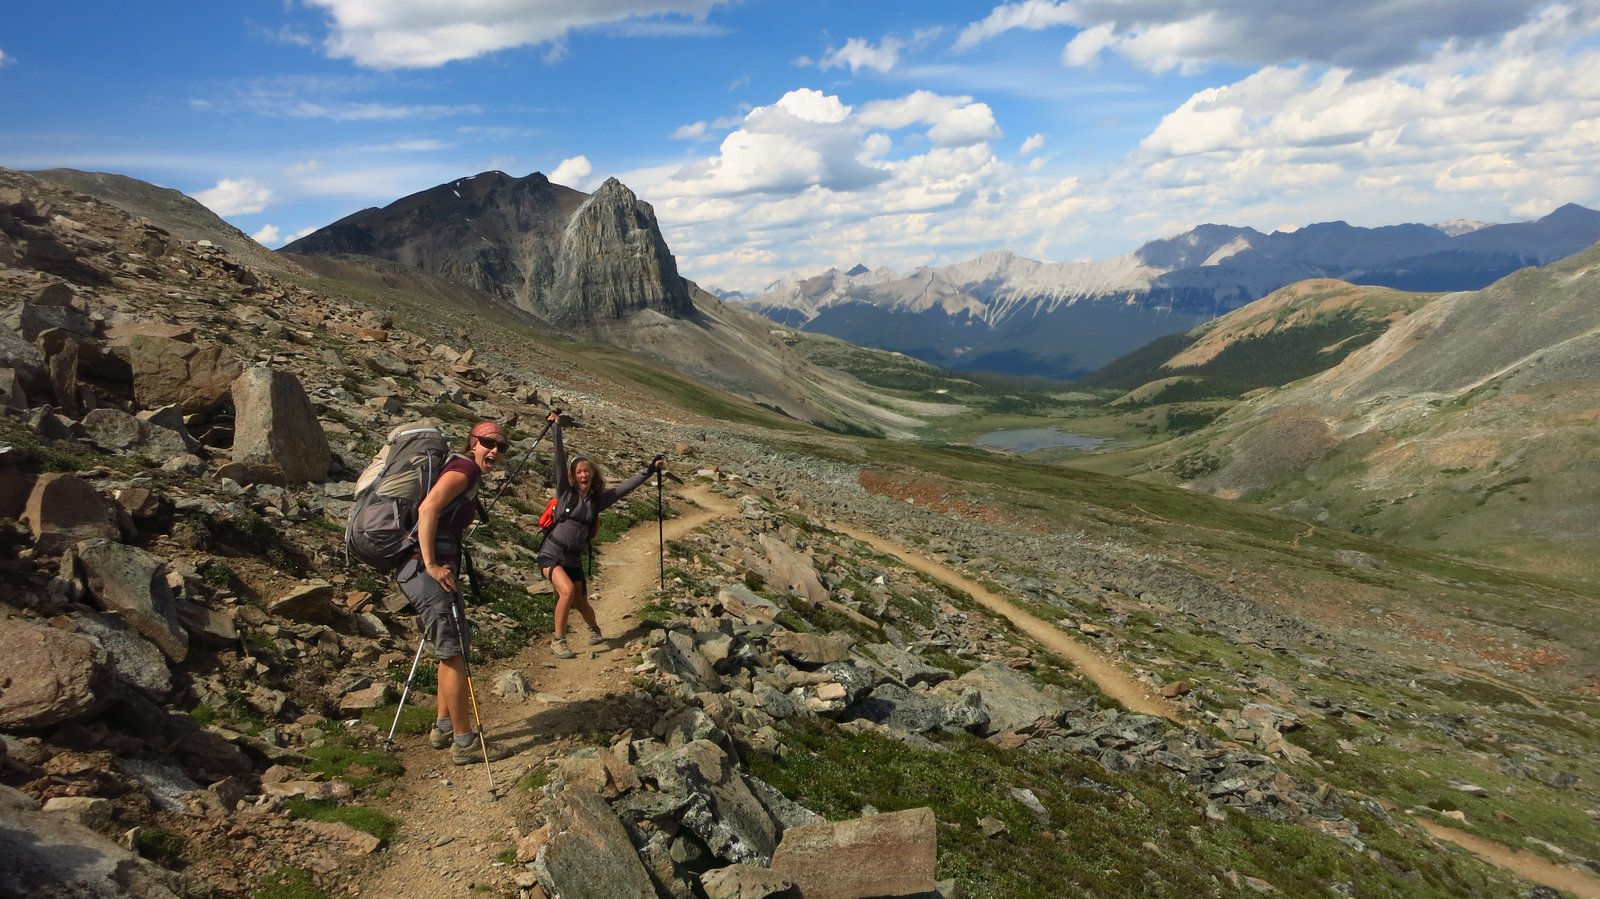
left=973, top=427, right=1105, bottom=453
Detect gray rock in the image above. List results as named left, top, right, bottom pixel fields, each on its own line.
left=75, top=538, right=189, bottom=663
left=117, top=758, right=202, bottom=813
left=81, top=407, right=193, bottom=458
left=864, top=642, right=954, bottom=687
left=0, top=618, right=114, bottom=730
left=849, top=683, right=947, bottom=734
left=934, top=662, right=1072, bottom=737
left=654, top=629, right=720, bottom=691
left=640, top=739, right=779, bottom=865
left=70, top=610, right=173, bottom=698
left=176, top=601, right=239, bottom=645
left=0, top=326, right=45, bottom=392
left=229, top=366, right=331, bottom=483
left=3, top=302, right=94, bottom=342
left=0, top=366, right=29, bottom=410
left=743, top=774, right=824, bottom=831
left=767, top=632, right=852, bottom=668
left=770, top=807, right=937, bottom=899
left=537, top=784, right=658, bottom=899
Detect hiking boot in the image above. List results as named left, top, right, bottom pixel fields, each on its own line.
left=586, top=629, right=605, bottom=646
left=428, top=728, right=452, bottom=750
left=550, top=637, right=576, bottom=659
left=450, top=733, right=510, bottom=766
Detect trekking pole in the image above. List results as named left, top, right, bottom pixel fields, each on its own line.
left=383, top=635, right=428, bottom=751
left=655, top=460, right=665, bottom=590
left=449, top=594, right=496, bottom=793
left=466, top=409, right=561, bottom=540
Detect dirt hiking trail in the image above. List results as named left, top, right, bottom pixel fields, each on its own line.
left=355, top=483, right=730, bottom=896
left=830, top=523, right=1180, bottom=721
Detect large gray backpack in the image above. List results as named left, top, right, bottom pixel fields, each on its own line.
left=345, top=420, right=475, bottom=572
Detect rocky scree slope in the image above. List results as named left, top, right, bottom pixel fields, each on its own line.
left=0, top=167, right=1593, bottom=898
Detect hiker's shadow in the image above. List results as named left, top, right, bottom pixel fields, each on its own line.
left=492, top=623, right=662, bottom=753
left=495, top=693, right=659, bottom=753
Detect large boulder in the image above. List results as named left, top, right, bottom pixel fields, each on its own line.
left=22, top=474, right=119, bottom=555
left=769, top=807, right=937, bottom=899
left=229, top=366, right=331, bottom=483
left=0, top=618, right=115, bottom=730
left=536, top=785, right=658, bottom=899
left=123, top=335, right=241, bottom=415
left=74, top=539, right=189, bottom=663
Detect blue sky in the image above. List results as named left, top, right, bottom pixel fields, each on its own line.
left=3, top=1, right=1599, bottom=294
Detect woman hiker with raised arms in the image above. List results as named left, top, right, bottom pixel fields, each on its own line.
left=540, top=410, right=664, bottom=659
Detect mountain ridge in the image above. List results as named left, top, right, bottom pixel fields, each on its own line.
left=743, top=205, right=1600, bottom=378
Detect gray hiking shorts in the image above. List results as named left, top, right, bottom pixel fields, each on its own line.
left=396, top=558, right=469, bottom=660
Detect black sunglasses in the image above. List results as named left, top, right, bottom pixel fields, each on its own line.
left=476, top=436, right=509, bottom=453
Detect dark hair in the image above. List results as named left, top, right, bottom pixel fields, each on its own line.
left=569, top=455, right=606, bottom=493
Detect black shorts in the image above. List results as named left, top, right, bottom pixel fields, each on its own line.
left=542, top=558, right=586, bottom=585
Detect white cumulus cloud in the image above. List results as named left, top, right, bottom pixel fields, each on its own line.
left=1020, top=133, right=1046, bottom=156
left=305, top=0, right=733, bottom=69
left=818, top=36, right=905, bottom=73
left=196, top=177, right=273, bottom=216
left=960, top=0, right=1584, bottom=75
left=955, top=1, right=1076, bottom=51
left=550, top=156, right=593, bottom=188
left=672, top=121, right=709, bottom=140
left=252, top=224, right=282, bottom=245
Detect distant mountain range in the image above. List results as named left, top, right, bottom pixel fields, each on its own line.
left=739, top=204, right=1600, bottom=379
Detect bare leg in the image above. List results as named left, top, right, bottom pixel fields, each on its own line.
left=546, top=565, right=576, bottom=639
left=571, top=583, right=599, bottom=633
left=437, top=657, right=472, bottom=736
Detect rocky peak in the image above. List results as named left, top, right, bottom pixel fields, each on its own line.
left=553, top=177, right=693, bottom=325
left=284, top=171, right=692, bottom=328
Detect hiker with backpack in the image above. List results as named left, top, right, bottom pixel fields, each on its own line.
left=540, top=410, right=664, bottom=659
left=395, top=420, right=513, bottom=764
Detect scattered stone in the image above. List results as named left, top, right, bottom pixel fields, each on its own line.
left=0, top=619, right=114, bottom=730
left=23, top=474, right=119, bottom=555
left=770, top=807, right=937, bottom=899
left=269, top=581, right=337, bottom=624
left=75, top=538, right=190, bottom=662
